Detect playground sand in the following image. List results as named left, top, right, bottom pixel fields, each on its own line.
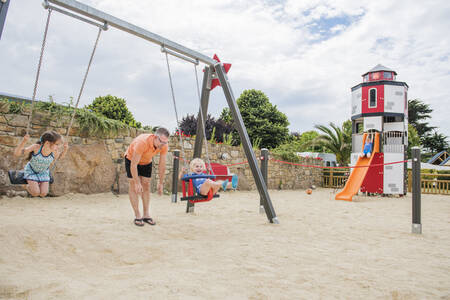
left=0, top=189, right=449, bottom=299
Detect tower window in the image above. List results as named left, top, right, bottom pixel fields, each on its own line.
left=369, top=88, right=377, bottom=108
left=383, top=72, right=392, bottom=79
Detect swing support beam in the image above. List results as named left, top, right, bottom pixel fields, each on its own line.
left=0, top=0, right=10, bottom=40
left=46, top=0, right=279, bottom=224
left=47, top=0, right=216, bottom=66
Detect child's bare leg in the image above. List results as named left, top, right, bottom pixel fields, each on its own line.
left=39, top=182, right=49, bottom=197
left=199, top=179, right=221, bottom=195
left=367, top=152, right=371, bottom=158
left=26, top=181, right=40, bottom=197
left=211, top=182, right=221, bottom=194
left=226, top=181, right=232, bottom=189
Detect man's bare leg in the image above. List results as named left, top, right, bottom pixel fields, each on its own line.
left=128, top=178, right=141, bottom=219
left=141, top=177, right=151, bottom=219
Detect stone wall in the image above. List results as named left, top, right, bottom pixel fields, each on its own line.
left=0, top=108, right=322, bottom=197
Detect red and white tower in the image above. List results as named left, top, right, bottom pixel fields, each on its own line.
left=350, top=64, right=408, bottom=195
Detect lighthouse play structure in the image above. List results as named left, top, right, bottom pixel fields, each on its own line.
left=336, top=64, right=408, bottom=201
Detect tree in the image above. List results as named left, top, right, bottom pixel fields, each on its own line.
left=408, top=99, right=435, bottom=137
left=407, top=124, right=421, bottom=157
left=297, top=131, right=322, bottom=152
left=314, top=122, right=351, bottom=166
left=178, top=114, right=197, bottom=136
left=178, top=114, right=233, bottom=142
left=220, top=89, right=290, bottom=149
left=86, top=95, right=141, bottom=128
left=342, top=119, right=352, bottom=148
left=212, top=118, right=234, bottom=143
left=423, top=131, right=449, bottom=154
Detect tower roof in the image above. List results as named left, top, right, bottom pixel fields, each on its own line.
left=362, top=64, right=397, bottom=76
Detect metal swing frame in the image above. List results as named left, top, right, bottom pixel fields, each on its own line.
left=43, top=0, right=279, bottom=224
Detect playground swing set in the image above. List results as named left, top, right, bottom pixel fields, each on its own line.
left=8, top=3, right=105, bottom=185
left=6, top=0, right=279, bottom=224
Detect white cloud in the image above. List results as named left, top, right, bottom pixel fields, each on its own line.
left=1, top=0, right=449, bottom=138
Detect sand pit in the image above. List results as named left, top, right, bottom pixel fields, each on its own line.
left=0, top=188, right=449, bottom=299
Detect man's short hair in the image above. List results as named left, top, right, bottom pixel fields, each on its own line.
left=155, top=127, right=170, bottom=138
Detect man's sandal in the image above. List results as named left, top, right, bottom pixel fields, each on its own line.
left=142, top=217, right=156, bottom=226
left=134, top=218, right=144, bottom=227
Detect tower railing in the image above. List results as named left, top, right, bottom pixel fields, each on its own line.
left=383, top=131, right=405, bottom=153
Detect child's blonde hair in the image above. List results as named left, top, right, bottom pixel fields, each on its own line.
left=189, top=158, right=206, bottom=172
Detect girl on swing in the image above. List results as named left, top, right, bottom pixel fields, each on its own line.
left=180, top=158, right=238, bottom=196
left=14, top=131, right=69, bottom=197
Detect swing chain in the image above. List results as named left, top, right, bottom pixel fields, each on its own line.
left=66, top=26, right=103, bottom=137
left=164, top=50, right=188, bottom=171
left=27, top=8, right=53, bottom=135
left=194, top=64, right=214, bottom=175
left=50, top=25, right=103, bottom=174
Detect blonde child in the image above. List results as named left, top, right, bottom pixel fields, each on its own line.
left=360, top=132, right=374, bottom=158
left=180, top=158, right=237, bottom=196
left=14, top=131, right=69, bottom=197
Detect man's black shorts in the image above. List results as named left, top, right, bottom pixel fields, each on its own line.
left=125, top=157, right=152, bottom=178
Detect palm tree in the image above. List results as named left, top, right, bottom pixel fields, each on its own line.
left=314, top=122, right=352, bottom=166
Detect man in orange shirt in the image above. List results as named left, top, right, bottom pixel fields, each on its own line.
left=124, top=127, right=170, bottom=226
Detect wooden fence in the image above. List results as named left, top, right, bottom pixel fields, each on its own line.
left=407, top=171, right=450, bottom=195
left=322, top=168, right=350, bottom=188
left=322, top=169, right=450, bottom=195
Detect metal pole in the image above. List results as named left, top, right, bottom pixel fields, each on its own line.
left=45, top=2, right=108, bottom=30
left=215, top=63, right=279, bottom=224
left=47, top=0, right=216, bottom=66
left=186, top=67, right=212, bottom=214
left=171, top=150, right=180, bottom=203
left=0, top=0, right=10, bottom=40
left=161, top=47, right=198, bottom=65
left=260, top=148, right=269, bottom=214
left=193, top=66, right=212, bottom=157
left=411, top=146, right=421, bottom=234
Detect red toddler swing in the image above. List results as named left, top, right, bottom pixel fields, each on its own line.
left=164, top=50, right=220, bottom=206
left=180, top=173, right=219, bottom=204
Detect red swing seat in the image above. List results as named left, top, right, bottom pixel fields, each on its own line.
left=180, top=174, right=220, bottom=204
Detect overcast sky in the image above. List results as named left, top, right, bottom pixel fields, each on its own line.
left=1, top=0, right=449, bottom=138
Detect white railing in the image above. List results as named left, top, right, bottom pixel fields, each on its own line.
left=383, top=131, right=405, bottom=153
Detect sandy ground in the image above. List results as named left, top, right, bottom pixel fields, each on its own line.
left=0, top=188, right=449, bottom=299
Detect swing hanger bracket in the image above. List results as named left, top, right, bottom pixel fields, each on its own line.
left=42, top=0, right=108, bottom=31
left=161, top=46, right=199, bottom=66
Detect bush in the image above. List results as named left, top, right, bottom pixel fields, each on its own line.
left=271, top=143, right=301, bottom=163
left=178, top=114, right=233, bottom=142
left=76, top=108, right=127, bottom=136
left=1, top=97, right=131, bottom=137
left=85, top=95, right=141, bottom=128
